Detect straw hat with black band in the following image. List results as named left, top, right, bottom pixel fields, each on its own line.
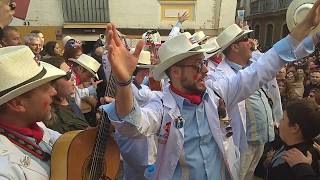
left=68, top=54, right=101, bottom=79
left=0, top=46, right=66, bottom=105
left=208, top=24, right=253, bottom=53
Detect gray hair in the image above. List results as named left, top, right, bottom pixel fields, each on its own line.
left=24, top=33, right=40, bottom=44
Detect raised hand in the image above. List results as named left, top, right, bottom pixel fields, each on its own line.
left=282, top=148, right=312, bottom=167
left=106, top=23, right=144, bottom=82
left=178, top=11, right=189, bottom=23
left=303, top=0, right=320, bottom=29
left=291, top=0, right=320, bottom=41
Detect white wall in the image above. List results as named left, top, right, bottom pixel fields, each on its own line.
left=9, top=0, right=236, bottom=31
left=10, top=0, right=64, bottom=26
left=109, top=0, right=236, bottom=30
left=219, top=0, right=237, bottom=28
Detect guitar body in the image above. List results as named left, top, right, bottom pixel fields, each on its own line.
left=50, top=128, right=120, bottom=180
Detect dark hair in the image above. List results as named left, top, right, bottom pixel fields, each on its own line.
left=2, top=26, right=18, bottom=39
left=44, top=41, right=58, bottom=56
left=30, top=30, right=42, bottom=34
left=284, top=99, right=320, bottom=141
left=41, top=56, right=65, bottom=69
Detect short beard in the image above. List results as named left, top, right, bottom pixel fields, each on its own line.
left=180, top=77, right=206, bottom=94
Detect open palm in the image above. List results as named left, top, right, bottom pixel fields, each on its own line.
left=106, top=24, right=144, bottom=82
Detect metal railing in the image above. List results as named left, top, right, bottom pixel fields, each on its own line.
left=250, top=0, right=292, bottom=15
left=62, top=0, right=109, bottom=23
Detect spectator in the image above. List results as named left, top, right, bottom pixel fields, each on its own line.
left=43, top=41, right=63, bottom=58
left=267, top=99, right=320, bottom=180
left=24, top=33, right=42, bottom=61
left=304, top=69, right=320, bottom=97
left=41, top=57, right=89, bottom=133
left=0, top=26, right=21, bottom=47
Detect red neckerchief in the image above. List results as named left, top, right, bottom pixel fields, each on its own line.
left=208, top=55, right=222, bottom=64
left=75, top=75, right=81, bottom=85
left=0, top=122, right=43, bottom=144
left=170, top=85, right=203, bottom=105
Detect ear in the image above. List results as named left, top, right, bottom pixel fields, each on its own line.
left=291, top=123, right=301, bottom=135
left=6, top=98, right=27, bottom=113
left=170, top=66, right=181, bottom=79
left=230, top=44, right=239, bottom=52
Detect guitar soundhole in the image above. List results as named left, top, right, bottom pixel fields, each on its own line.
left=81, top=155, right=111, bottom=180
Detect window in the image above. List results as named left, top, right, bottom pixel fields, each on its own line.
left=254, top=25, right=260, bottom=40
left=62, top=0, right=109, bottom=23
left=265, top=24, right=274, bottom=49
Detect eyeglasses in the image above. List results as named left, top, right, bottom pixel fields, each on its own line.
left=175, top=60, right=208, bottom=72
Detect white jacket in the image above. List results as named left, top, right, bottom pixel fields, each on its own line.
left=106, top=35, right=314, bottom=180
left=208, top=59, right=248, bottom=152
left=0, top=122, right=60, bottom=180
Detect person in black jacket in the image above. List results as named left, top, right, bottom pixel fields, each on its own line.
left=267, top=99, right=320, bottom=180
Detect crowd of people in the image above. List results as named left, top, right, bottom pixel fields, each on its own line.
left=1, top=0, right=320, bottom=179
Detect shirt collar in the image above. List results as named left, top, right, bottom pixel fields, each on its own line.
left=225, top=59, right=244, bottom=73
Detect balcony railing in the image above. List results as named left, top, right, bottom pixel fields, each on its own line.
left=250, top=0, right=292, bottom=15
left=62, top=0, right=109, bottom=23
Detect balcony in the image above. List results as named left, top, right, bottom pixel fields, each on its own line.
left=250, top=0, right=292, bottom=15
left=62, top=0, right=109, bottom=23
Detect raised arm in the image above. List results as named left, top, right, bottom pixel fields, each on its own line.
left=207, top=0, right=320, bottom=108
left=106, top=24, right=144, bottom=117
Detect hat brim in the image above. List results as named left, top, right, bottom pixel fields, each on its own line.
left=286, top=0, right=319, bottom=34
left=0, top=62, right=66, bottom=105
left=220, top=30, right=253, bottom=51
left=136, top=64, right=155, bottom=69
left=68, top=58, right=99, bottom=79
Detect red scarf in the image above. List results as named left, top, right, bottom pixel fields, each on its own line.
left=170, top=85, right=203, bottom=105
left=0, top=122, right=43, bottom=144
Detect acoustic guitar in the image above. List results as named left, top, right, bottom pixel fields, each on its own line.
left=50, top=119, right=120, bottom=180
left=51, top=73, right=120, bottom=179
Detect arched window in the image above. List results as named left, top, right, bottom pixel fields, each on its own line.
left=254, top=25, right=260, bottom=40
left=265, top=24, right=274, bottom=49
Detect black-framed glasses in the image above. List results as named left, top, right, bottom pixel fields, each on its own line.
left=175, top=60, right=208, bottom=72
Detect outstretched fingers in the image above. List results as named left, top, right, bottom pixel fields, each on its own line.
left=132, top=40, right=144, bottom=58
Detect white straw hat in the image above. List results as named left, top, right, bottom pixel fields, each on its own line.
left=68, top=54, right=101, bottom=79
left=152, top=34, right=219, bottom=80
left=0, top=46, right=66, bottom=105
left=202, top=37, right=220, bottom=59
left=286, top=0, right=319, bottom=34
left=191, top=31, right=209, bottom=44
left=62, top=36, right=74, bottom=46
left=130, top=48, right=154, bottom=68
left=214, top=24, right=253, bottom=52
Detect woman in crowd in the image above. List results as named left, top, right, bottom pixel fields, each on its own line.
left=41, top=56, right=89, bottom=133
left=42, top=41, right=63, bottom=58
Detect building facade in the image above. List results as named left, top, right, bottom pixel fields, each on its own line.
left=237, top=0, right=292, bottom=51
left=10, top=0, right=238, bottom=47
